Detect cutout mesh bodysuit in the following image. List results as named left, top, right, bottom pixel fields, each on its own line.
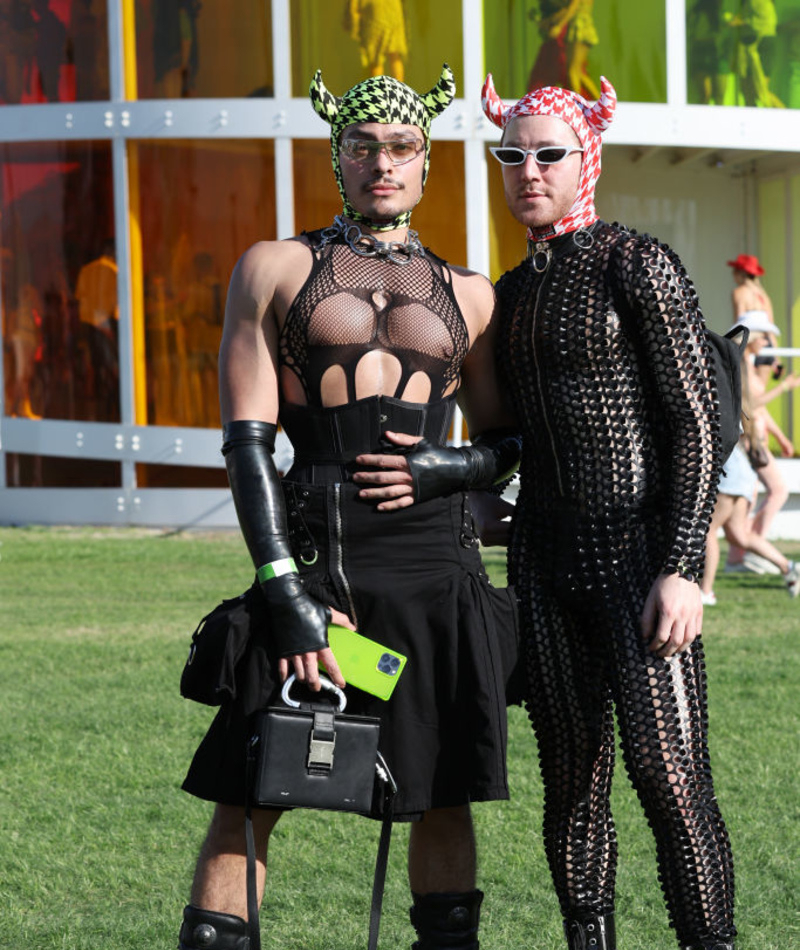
left=495, top=221, right=735, bottom=948
left=280, top=231, right=469, bottom=408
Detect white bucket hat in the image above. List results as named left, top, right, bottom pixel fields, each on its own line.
left=727, top=310, right=781, bottom=337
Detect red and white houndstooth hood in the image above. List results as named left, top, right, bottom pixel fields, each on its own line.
left=482, top=75, right=617, bottom=240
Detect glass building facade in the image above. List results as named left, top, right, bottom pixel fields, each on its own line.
left=2, top=0, right=800, bottom=528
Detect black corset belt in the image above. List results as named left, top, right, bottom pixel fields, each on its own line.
left=280, top=393, right=457, bottom=464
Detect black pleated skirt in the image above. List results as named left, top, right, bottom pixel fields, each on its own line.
left=182, top=482, right=518, bottom=819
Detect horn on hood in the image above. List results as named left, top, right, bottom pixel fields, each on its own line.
left=309, top=69, right=341, bottom=125
left=421, top=63, right=456, bottom=117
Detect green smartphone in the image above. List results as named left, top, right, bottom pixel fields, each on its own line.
left=323, top=624, right=408, bottom=700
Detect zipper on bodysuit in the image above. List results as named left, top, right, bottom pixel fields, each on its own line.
left=332, top=483, right=359, bottom=626
left=530, top=266, right=566, bottom=497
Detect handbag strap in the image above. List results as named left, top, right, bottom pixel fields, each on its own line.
left=244, top=737, right=396, bottom=950
left=245, top=736, right=263, bottom=950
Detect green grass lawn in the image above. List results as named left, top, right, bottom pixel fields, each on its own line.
left=0, top=527, right=798, bottom=949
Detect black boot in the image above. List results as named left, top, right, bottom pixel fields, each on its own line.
left=178, top=905, right=250, bottom=949
left=682, top=943, right=735, bottom=950
left=563, top=912, right=616, bottom=950
left=410, top=890, right=483, bottom=950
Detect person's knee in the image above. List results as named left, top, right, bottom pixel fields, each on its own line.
left=413, top=805, right=473, bottom=844
left=424, top=804, right=472, bottom=828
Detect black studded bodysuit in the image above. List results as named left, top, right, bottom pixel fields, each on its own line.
left=495, top=221, right=735, bottom=947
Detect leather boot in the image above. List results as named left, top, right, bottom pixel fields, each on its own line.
left=563, top=912, right=616, bottom=950
left=410, top=890, right=483, bottom=949
left=682, top=943, right=735, bottom=949
left=178, top=905, right=250, bottom=949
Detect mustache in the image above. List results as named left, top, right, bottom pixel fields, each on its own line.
left=364, top=177, right=404, bottom=191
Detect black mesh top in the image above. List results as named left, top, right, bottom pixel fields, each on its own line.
left=279, top=231, right=469, bottom=407
left=495, top=221, right=721, bottom=582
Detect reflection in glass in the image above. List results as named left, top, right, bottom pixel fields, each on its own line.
left=291, top=0, right=463, bottom=98
left=484, top=0, right=666, bottom=103
left=133, top=0, right=272, bottom=98
left=293, top=139, right=467, bottom=267
left=5, top=454, right=121, bottom=488
left=0, top=0, right=110, bottom=104
left=686, top=0, right=790, bottom=107
left=344, top=0, right=408, bottom=81
left=133, top=140, right=276, bottom=433
left=528, top=0, right=600, bottom=98
left=1, top=141, right=117, bottom=425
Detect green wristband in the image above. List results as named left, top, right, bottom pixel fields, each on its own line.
left=256, top=557, right=298, bottom=583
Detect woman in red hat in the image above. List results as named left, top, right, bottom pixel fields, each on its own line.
left=727, top=252, right=769, bottom=318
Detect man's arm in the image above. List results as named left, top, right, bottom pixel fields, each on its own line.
left=617, top=237, right=716, bottom=656
left=220, top=241, right=345, bottom=689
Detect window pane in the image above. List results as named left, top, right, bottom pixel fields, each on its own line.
left=0, top=0, right=110, bottom=103
left=291, top=0, right=463, bottom=99
left=133, top=139, right=276, bottom=434
left=686, top=0, right=788, bottom=107
left=1, top=140, right=118, bottom=425
left=486, top=144, right=526, bottom=282
left=293, top=138, right=467, bottom=267
left=5, top=454, right=120, bottom=488
left=484, top=0, right=666, bottom=103
left=133, top=0, right=272, bottom=99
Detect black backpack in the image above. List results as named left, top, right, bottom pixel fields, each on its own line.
left=708, top=325, right=749, bottom=465
left=606, top=232, right=748, bottom=467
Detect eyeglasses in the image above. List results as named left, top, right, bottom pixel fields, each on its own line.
left=339, top=138, right=425, bottom=165
left=489, top=145, right=584, bottom=166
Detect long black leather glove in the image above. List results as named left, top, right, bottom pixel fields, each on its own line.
left=405, top=428, right=522, bottom=504
left=222, top=420, right=329, bottom=658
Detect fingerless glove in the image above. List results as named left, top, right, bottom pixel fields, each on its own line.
left=405, top=428, right=522, bottom=504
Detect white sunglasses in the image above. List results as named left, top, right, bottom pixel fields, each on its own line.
left=489, top=145, right=584, bottom=166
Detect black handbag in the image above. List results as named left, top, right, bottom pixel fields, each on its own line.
left=244, top=675, right=396, bottom=950
left=180, top=588, right=263, bottom=706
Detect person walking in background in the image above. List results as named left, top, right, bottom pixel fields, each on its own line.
left=700, top=438, right=800, bottom=604
left=724, top=259, right=800, bottom=575
left=702, top=315, right=800, bottom=603
left=728, top=252, right=773, bottom=323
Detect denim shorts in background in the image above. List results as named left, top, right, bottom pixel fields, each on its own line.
left=717, top=442, right=759, bottom=500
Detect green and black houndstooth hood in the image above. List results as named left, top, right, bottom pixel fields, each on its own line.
left=309, top=65, right=456, bottom=231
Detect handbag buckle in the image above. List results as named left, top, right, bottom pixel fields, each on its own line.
left=308, top=708, right=336, bottom=772
left=308, top=733, right=336, bottom=771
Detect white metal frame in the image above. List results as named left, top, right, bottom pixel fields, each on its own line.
left=3, top=0, right=800, bottom=527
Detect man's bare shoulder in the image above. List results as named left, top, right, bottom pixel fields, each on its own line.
left=449, top=265, right=496, bottom=332
left=235, top=235, right=311, bottom=280
left=449, top=262, right=493, bottom=288
left=231, top=236, right=314, bottom=310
